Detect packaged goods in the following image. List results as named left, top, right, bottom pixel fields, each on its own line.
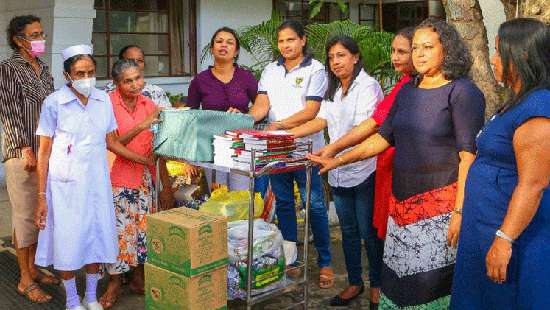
left=147, top=208, right=228, bottom=276
left=145, top=263, right=227, bottom=310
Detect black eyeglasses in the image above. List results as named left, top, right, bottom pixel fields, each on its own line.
left=18, top=32, right=47, bottom=40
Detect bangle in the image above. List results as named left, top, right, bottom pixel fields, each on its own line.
left=452, top=209, right=462, bottom=215
left=495, top=229, right=514, bottom=244
left=277, top=120, right=286, bottom=130
left=38, top=192, right=46, bottom=196
left=336, top=156, right=344, bottom=166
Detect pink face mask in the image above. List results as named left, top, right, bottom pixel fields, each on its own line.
left=28, top=40, right=46, bottom=57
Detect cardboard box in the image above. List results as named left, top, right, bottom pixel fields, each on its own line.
left=147, top=207, right=228, bottom=276
left=145, top=263, right=227, bottom=310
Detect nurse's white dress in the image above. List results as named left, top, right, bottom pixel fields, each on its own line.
left=35, top=85, right=118, bottom=271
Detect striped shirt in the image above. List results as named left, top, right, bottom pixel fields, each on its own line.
left=0, top=52, right=54, bottom=161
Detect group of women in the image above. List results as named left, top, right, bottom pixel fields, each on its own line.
left=4, top=12, right=548, bottom=310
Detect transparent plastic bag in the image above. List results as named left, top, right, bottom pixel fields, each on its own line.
left=226, top=220, right=286, bottom=299
left=200, top=188, right=264, bottom=221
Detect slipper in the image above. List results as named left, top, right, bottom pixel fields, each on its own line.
left=285, top=261, right=302, bottom=278
left=319, top=267, right=334, bottom=289
left=16, top=283, right=52, bottom=304
left=34, top=271, right=60, bottom=286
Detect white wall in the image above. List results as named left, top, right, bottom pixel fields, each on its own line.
left=479, top=0, right=506, bottom=57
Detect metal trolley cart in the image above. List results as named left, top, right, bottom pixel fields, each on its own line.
left=155, top=141, right=313, bottom=310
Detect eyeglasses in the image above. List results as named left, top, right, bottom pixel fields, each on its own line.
left=18, top=32, right=47, bottom=40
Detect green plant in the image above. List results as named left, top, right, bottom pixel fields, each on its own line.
left=165, top=91, right=184, bottom=106
left=200, top=16, right=398, bottom=91
left=308, top=0, right=348, bottom=18
left=306, top=21, right=398, bottom=92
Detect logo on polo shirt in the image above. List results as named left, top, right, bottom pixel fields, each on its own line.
left=294, top=77, right=304, bottom=88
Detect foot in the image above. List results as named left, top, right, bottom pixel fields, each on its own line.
left=16, top=281, right=52, bottom=303
left=99, top=278, right=120, bottom=309
left=31, top=269, right=60, bottom=285
left=285, top=261, right=302, bottom=278
left=329, top=285, right=365, bottom=307
left=319, top=267, right=334, bottom=289
left=83, top=298, right=104, bottom=310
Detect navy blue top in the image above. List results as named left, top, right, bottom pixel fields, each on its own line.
left=379, top=78, right=486, bottom=200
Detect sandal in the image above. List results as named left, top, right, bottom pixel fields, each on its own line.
left=16, top=282, right=52, bottom=304
left=329, top=285, right=364, bottom=306
left=34, top=271, right=60, bottom=285
left=285, top=261, right=302, bottom=278
left=319, top=267, right=334, bottom=289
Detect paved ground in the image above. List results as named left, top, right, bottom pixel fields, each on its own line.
left=0, top=185, right=374, bottom=309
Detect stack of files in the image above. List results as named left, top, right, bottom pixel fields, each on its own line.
left=213, top=135, right=237, bottom=167
left=231, top=130, right=297, bottom=171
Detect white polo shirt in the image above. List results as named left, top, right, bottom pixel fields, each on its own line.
left=258, top=56, right=328, bottom=151
left=317, top=69, right=383, bottom=188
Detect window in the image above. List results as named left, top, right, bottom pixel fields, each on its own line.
left=273, top=0, right=348, bottom=25
left=382, top=1, right=428, bottom=33
left=359, top=4, right=377, bottom=30
left=93, top=0, right=196, bottom=79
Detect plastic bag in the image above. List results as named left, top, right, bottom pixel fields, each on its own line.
left=200, top=188, right=264, bottom=221
left=227, top=220, right=286, bottom=299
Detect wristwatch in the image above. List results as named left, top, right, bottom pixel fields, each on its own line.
left=495, top=229, right=514, bottom=244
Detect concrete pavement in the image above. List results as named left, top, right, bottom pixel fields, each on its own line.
left=0, top=185, right=375, bottom=309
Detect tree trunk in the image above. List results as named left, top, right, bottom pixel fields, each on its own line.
left=442, top=0, right=502, bottom=117
left=501, top=0, right=550, bottom=23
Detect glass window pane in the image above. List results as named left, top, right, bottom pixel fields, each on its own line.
left=360, top=5, right=375, bottom=20
left=95, top=56, right=108, bottom=79
left=92, top=33, right=107, bottom=55
left=110, top=0, right=168, bottom=11
left=144, top=55, right=170, bottom=76
left=93, top=10, right=106, bottom=32
left=109, top=11, right=168, bottom=33
left=94, top=0, right=105, bottom=9
left=110, top=34, right=169, bottom=55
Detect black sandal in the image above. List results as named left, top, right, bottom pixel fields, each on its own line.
left=329, top=285, right=364, bottom=307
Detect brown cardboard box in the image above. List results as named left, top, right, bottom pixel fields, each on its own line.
left=145, top=263, right=227, bottom=310
left=147, top=207, right=228, bottom=277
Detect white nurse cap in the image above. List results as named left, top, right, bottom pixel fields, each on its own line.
left=62, top=45, right=93, bottom=61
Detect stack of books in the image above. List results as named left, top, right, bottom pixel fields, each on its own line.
left=213, top=129, right=305, bottom=172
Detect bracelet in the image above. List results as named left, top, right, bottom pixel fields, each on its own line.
left=495, top=229, right=514, bottom=244
left=38, top=192, right=46, bottom=196
left=336, top=156, right=344, bottom=166
left=277, top=120, right=286, bottom=130
left=452, top=209, right=462, bottom=215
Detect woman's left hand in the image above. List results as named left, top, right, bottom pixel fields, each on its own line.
left=226, top=107, right=241, bottom=113
left=447, top=212, right=462, bottom=248
left=485, top=238, right=512, bottom=283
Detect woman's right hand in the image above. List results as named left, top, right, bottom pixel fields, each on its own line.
left=141, top=107, right=162, bottom=129
left=35, top=197, right=48, bottom=230
left=313, top=144, right=338, bottom=159
left=306, top=154, right=340, bottom=174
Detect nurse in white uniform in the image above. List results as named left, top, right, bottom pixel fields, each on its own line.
left=34, top=45, right=154, bottom=310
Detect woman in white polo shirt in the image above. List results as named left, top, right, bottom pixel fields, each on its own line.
left=249, top=20, right=334, bottom=288
left=289, top=35, right=384, bottom=307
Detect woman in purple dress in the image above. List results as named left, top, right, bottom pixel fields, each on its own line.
left=186, top=27, right=258, bottom=190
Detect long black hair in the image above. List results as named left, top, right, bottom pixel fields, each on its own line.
left=324, top=35, right=364, bottom=101
left=497, top=18, right=550, bottom=112
left=210, top=26, right=240, bottom=61
left=277, top=20, right=309, bottom=55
